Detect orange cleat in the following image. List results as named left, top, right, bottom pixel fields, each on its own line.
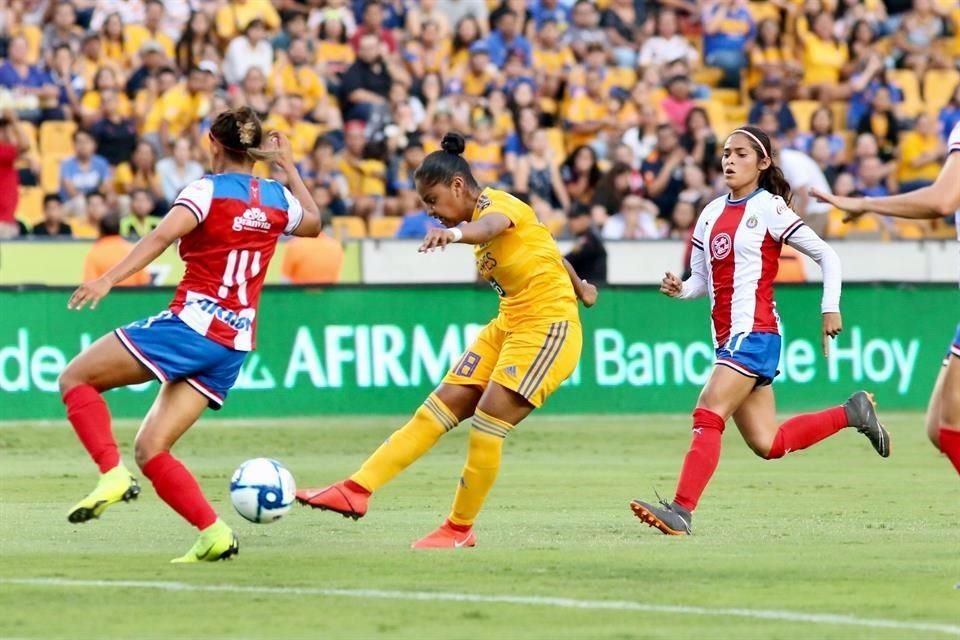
left=295, top=480, right=369, bottom=520
left=411, top=521, right=477, bottom=549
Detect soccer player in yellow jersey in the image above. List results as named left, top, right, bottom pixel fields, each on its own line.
left=297, top=132, right=599, bottom=549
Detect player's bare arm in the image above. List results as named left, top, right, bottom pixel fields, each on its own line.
left=418, top=212, right=512, bottom=252
left=562, top=258, right=598, bottom=307
left=68, top=207, right=199, bottom=311
left=270, top=131, right=322, bottom=238
left=809, top=153, right=960, bottom=221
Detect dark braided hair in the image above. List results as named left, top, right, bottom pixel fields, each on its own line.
left=413, top=132, right=479, bottom=189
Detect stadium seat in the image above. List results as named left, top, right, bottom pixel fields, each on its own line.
left=711, top=88, right=740, bottom=107
left=40, top=155, right=67, bottom=195
left=723, top=104, right=748, bottom=126
left=894, top=220, right=926, bottom=240
left=922, top=69, right=959, bottom=115
left=15, top=186, right=43, bottom=226
left=888, top=69, right=922, bottom=117
left=38, top=120, right=76, bottom=156
left=330, top=216, right=366, bottom=240
left=368, top=217, right=402, bottom=239
left=691, top=67, right=723, bottom=88
left=71, top=219, right=98, bottom=239
left=695, top=100, right=729, bottom=137
left=544, top=128, right=566, bottom=159
left=789, top=100, right=819, bottom=133
left=17, top=121, right=37, bottom=154
left=829, top=102, right=847, bottom=131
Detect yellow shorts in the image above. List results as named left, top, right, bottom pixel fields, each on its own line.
left=442, top=319, right=582, bottom=408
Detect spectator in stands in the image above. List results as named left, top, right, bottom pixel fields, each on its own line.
left=350, top=1, right=398, bottom=55
left=591, top=161, right=635, bottom=227
left=809, top=135, right=842, bottom=187
left=80, top=67, right=131, bottom=127
left=316, top=14, right=356, bottom=85
left=339, top=120, right=385, bottom=218
left=114, top=140, right=162, bottom=204
left=0, top=35, right=60, bottom=124
left=125, top=40, right=167, bottom=98
left=642, top=123, right=687, bottom=221
left=89, top=89, right=137, bottom=166
left=748, top=76, right=797, bottom=140
left=561, top=145, right=602, bottom=207
left=565, top=72, right=611, bottom=152
left=846, top=19, right=882, bottom=68
left=893, top=0, right=950, bottom=76
left=83, top=212, right=150, bottom=286
left=41, top=2, right=82, bottom=55
left=47, top=44, right=84, bottom=121
left=90, top=0, right=144, bottom=33
left=794, top=106, right=847, bottom=165
left=281, top=210, right=344, bottom=284
left=503, top=106, right=538, bottom=175
left=234, top=68, right=272, bottom=122
left=302, top=136, right=349, bottom=215
left=175, top=10, right=217, bottom=74
left=897, top=112, right=944, bottom=192
left=100, top=13, right=134, bottom=71
left=800, top=12, right=849, bottom=100
left=483, top=9, right=531, bottom=67
left=59, top=129, right=110, bottom=217
left=563, top=0, right=605, bottom=61
left=939, top=83, right=960, bottom=141
left=515, top=128, right=570, bottom=222
left=437, top=0, right=489, bottom=35
left=215, top=0, right=281, bottom=42
left=602, top=193, right=663, bottom=240
left=386, top=136, right=425, bottom=198
left=564, top=205, right=606, bottom=285
left=846, top=54, right=903, bottom=131
left=119, top=188, right=159, bottom=239
left=157, top=137, right=204, bottom=205
left=669, top=193, right=698, bottom=240
left=395, top=189, right=441, bottom=239
left=855, top=155, right=890, bottom=198
left=464, top=112, right=503, bottom=185
left=223, top=19, right=274, bottom=86
left=32, top=194, right=73, bottom=237
left=339, top=32, right=406, bottom=122
left=0, top=109, right=30, bottom=240
left=531, top=0, right=569, bottom=31
left=601, top=0, right=644, bottom=69
left=702, top=0, right=754, bottom=88
left=639, top=9, right=698, bottom=71
left=857, top=85, right=900, bottom=162
left=777, top=139, right=834, bottom=235
left=748, top=19, right=798, bottom=90
left=125, top=0, right=174, bottom=61
left=405, top=0, right=451, bottom=39
left=680, top=107, right=718, bottom=174
left=660, top=75, right=696, bottom=134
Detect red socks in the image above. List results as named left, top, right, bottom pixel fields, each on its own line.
left=766, top=406, right=848, bottom=460
left=63, top=384, right=119, bottom=474
left=939, top=427, right=960, bottom=475
left=445, top=519, right=472, bottom=533
left=344, top=479, right=371, bottom=496
left=673, top=408, right=726, bottom=512
left=142, top=452, right=218, bottom=530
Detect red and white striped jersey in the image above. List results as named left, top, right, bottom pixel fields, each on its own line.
left=169, top=173, right=304, bottom=351
left=690, top=189, right=804, bottom=347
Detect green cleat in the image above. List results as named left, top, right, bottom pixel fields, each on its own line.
left=170, top=520, right=239, bottom=564
left=67, top=464, right=141, bottom=524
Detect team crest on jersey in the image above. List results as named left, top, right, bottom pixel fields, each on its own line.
left=233, top=207, right=271, bottom=233
left=711, top=232, right=732, bottom=259
left=746, top=215, right=758, bottom=229
left=477, top=194, right=491, bottom=212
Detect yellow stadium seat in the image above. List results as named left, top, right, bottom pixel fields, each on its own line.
left=829, top=102, right=847, bottom=131
left=723, top=104, right=748, bottom=126
left=888, top=69, right=921, bottom=117
left=544, top=128, right=566, bottom=159
left=71, top=219, right=98, bottom=239
left=15, top=186, right=43, bottom=226
left=894, top=220, right=925, bottom=239
left=17, top=121, right=37, bottom=154
left=789, top=100, right=820, bottom=133
left=39, top=120, right=77, bottom=156
left=691, top=67, right=723, bottom=88
left=923, top=69, right=960, bottom=115
left=695, top=100, right=729, bottom=137
left=368, top=216, right=402, bottom=239
left=330, top=216, right=366, bottom=240
left=40, top=155, right=68, bottom=195
left=711, top=88, right=740, bottom=107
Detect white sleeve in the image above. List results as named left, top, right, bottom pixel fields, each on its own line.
left=680, top=212, right=709, bottom=299
left=173, top=178, right=213, bottom=224
left=785, top=225, right=842, bottom=313
left=282, top=185, right=305, bottom=235
left=949, top=121, right=960, bottom=155
left=763, top=195, right=806, bottom=243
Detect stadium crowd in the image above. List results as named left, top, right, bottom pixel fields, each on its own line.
left=0, top=0, right=958, bottom=257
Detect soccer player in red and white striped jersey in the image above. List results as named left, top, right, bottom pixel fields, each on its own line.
left=814, top=120, right=960, bottom=489
left=632, top=125, right=890, bottom=536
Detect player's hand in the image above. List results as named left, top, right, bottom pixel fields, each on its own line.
left=809, top=188, right=866, bottom=222
left=418, top=228, right=456, bottom=252
left=821, top=311, right=843, bottom=357
left=660, top=271, right=683, bottom=298
left=68, top=277, right=112, bottom=311
left=579, top=280, right=598, bottom=308
left=268, top=131, right=295, bottom=169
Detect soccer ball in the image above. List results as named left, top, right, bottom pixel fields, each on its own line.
left=229, top=458, right=296, bottom=524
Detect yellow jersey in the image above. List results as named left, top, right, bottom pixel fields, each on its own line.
left=472, top=187, right=579, bottom=330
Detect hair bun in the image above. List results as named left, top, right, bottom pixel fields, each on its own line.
left=440, top=132, right=466, bottom=156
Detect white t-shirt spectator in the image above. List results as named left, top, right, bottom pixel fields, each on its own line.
left=223, top=36, right=274, bottom=86
left=638, top=35, right=699, bottom=69
left=157, top=156, right=205, bottom=205
left=601, top=212, right=664, bottom=240
left=779, top=148, right=832, bottom=216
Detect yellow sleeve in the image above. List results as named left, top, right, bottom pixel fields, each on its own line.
left=80, top=92, right=100, bottom=111
left=259, top=0, right=282, bottom=30
left=476, top=189, right=522, bottom=227
left=215, top=6, right=237, bottom=40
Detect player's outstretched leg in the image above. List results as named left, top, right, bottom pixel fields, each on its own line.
left=59, top=334, right=154, bottom=523
left=136, top=381, right=238, bottom=563
left=936, top=355, right=960, bottom=477
left=297, top=388, right=476, bottom=519
left=840, top=391, right=890, bottom=457
left=413, top=383, right=533, bottom=549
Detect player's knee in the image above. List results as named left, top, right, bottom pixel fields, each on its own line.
left=134, top=433, right=167, bottom=470
left=750, top=438, right=775, bottom=459
left=57, top=362, right=85, bottom=396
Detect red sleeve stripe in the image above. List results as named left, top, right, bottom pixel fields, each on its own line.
left=781, top=219, right=804, bottom=242
left=175, top=198, right=203, bottom=223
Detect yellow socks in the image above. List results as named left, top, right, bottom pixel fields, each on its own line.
left=351, top=393, right=460, bottom=492
left=449, top=410, right=514, bottom=526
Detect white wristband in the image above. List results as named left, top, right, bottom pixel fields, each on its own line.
left=448, top=227, right=463, bottom=243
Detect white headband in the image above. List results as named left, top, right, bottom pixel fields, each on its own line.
left=729, top=129, right=769, bottom=159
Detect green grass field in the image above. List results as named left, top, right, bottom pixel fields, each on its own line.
left=1, top=413, right=958, bottom=639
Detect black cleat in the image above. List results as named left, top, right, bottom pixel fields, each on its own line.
left=844, top=391, right=891, bottom=458
left=631, top=498, right=692, bottom=535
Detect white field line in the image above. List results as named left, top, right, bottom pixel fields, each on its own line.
left=3, top=577, right=959, bottom=637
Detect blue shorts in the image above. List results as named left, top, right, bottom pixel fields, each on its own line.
left=943, top=324, right=960, bottom=365
left=115, top=311, right=247, bottom=409
left=715, top=332, right=781, bottom=387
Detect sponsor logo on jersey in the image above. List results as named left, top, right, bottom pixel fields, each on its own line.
left=746, top=215, right=758, bottom=229
left=476, top=194, right=491, bottom=212
left=193, top=298, right=254, bottom=331
left=233, top=207, right=271, bottom=233
left=711, top=232, right=732, bottom=260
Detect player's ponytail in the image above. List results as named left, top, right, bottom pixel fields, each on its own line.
left=209, top=106, right=280, bottom=165
left=731, top=124, right=794, bottom=206
left=414, top=131, right=479, bottom=189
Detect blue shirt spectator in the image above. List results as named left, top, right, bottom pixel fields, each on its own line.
left=847, top=77, right=903, bottom=131
left=396, top=210, right=442, bottom=239
left=484, top=11, right=532, bottom=67
left=702, top=1, right=754, bottom=87
left=59, top=130, right=110, bottom=202
left=532, top=0, right=570, bottom=30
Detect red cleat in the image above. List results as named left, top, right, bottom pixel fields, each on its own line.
left=411, top=521, right=477, bottom=549
left=295, top=480, right=369, bottom=520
